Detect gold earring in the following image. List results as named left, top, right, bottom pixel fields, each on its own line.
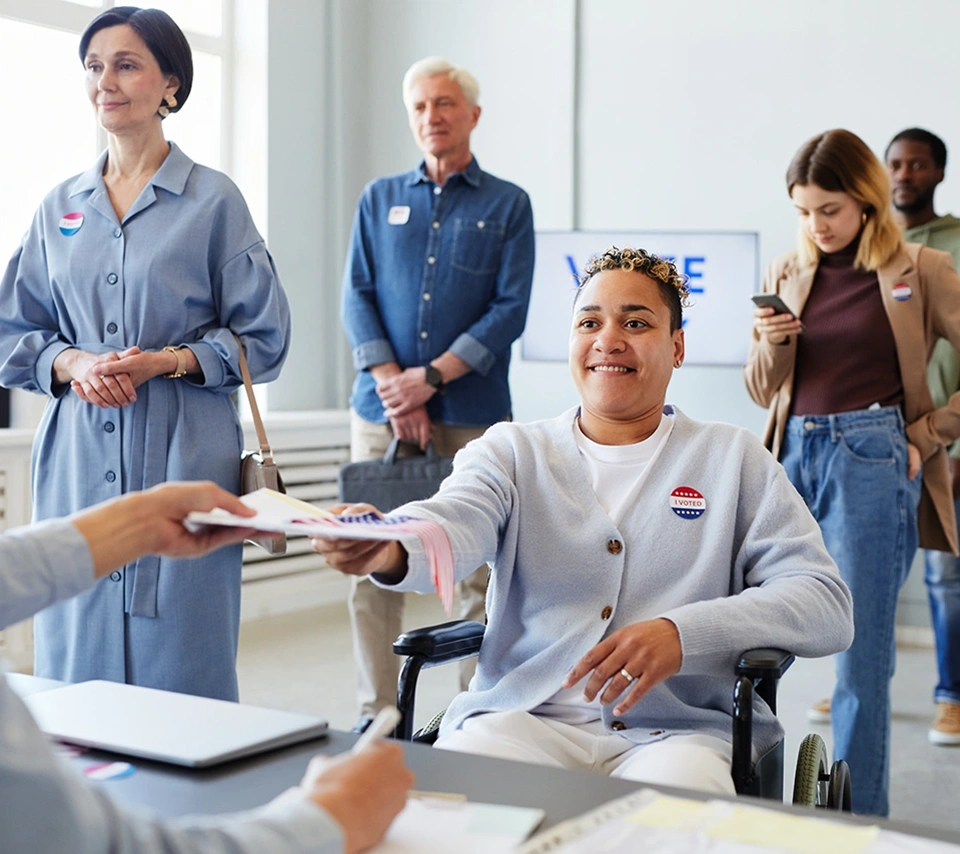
left=158, top=95, right=176, bottom=118
left=674, top=360, right=682, bottom=368
left=861, top=210, right=868, bottom=225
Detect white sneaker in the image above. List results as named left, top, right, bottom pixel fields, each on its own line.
left=929, top=702, right=960, bottom=746
left=807, top=698, right=831, bottom=724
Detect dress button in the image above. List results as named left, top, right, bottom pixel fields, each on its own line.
left=106, top=322, right=118, bottom=334
left=114, top=228, right=122, bottom=238
left=432, top=221, right=440, bottom=229
left=110, top=571, right=122, bottom=582
left=607, top=539, right=623, bottom=555
left=427, top=256, right=436, bottom=265
left=107, top=273, right=118, bottom=284
left=104, top=422, right=115, bottom=433
left=433, top=186, right=442, bottom=195
left=105, top=471, right=116, bottom=483
left=601, top=605, right=613, bottom=620
left=477, top=220, right=485, bottom=229
left=611, top=720, right=626, bottom=731
left=420, top=331, right=428, bottom=339
left=423, top=293, right=431, bottom=301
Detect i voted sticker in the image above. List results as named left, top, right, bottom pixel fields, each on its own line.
left=892, top=283, right=912, bottom=302
left=388, top=205, right=410, bottom=225
left=59, top=212, right=84, bottom=236
left=670, top=486, right=706, bottom=519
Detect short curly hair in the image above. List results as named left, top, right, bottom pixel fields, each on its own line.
left=575, top=247, right=691, bottom=332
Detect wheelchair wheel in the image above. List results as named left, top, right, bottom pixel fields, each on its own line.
left=792, top=733, right=828, bottom=807
left=826, top=759, right=852, bottom=812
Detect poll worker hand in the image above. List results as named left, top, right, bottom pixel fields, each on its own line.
left=389, top=406, right=433, bottom=450
left=71, top=481, right=257, bottom=578
left=55, top=347, right=138, bottom=408
left=752, top=306, right=803, bottom=345
left=300, top=742, right=414, bottom=854
left=377, top=367, right=437, bottom=418
left=92, top=345, right=197, bottom=389
left=562, top=618, right=683, bottom=717
left=908, top=442, right=922, bottom=481
left=309, top=503, right=408, bottom=580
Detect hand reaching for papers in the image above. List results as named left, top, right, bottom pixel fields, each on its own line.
left=300, top=741, right=414, bottom=854
left=72, top=482, right=257, bottom=578
left=309, top=503, right=410, bottom=581
left=562, top=618, right=683, bottom=717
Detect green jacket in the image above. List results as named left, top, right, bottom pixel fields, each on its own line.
left=905, top=214, right=960, bottom=459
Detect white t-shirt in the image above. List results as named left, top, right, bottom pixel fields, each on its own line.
left=535, top=413, right=675, bottom=724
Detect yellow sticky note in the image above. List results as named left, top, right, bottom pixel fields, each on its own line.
left=705, top=806, right=879, bottom=854
left=627, top=794, right=712, bottom=829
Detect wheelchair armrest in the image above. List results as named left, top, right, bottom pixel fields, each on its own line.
left=736, top=648, right=794, bottom=681
left=393, top=619, right=485, bottom=663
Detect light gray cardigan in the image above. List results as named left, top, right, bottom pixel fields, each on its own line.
left=381, top=406, right=853, bottom=758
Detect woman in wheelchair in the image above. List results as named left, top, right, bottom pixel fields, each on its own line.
left=314, top=247, right=854, bottom=796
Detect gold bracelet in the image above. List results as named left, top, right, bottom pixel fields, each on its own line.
left=162, top=346, right=187, bottom=378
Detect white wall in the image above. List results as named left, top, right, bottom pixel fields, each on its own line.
left=296, top=0, right=960, bottom=433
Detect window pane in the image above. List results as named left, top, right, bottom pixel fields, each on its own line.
left=163, top=51, right=221, bottom=170
left=0, top=19, right=99, bottom=260
left=147, top=0, right=222, bottom=37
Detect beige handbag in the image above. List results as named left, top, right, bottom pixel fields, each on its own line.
left=236, top=336, right=287, bottom=555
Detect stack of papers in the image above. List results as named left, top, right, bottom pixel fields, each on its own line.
left=186, top=489, right=455, bottom=613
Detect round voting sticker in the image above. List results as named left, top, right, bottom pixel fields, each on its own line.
left=670, top=486, right=706, bottom=519
left=84, top=761, right=135, bottom=781
left=59, top=212, right=84, bottom=236
left=891, top=283, right=912, bottom=302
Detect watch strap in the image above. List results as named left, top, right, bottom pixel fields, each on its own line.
left=162, top=346, right=187, bottom=378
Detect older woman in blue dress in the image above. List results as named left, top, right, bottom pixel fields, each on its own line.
left=0, top=7, right=290, bottom=701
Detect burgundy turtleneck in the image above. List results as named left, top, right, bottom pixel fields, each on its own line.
left=790, top=238, right=903, bottom=416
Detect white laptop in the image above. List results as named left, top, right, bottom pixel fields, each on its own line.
left=24, top=680, right=328, bottom=768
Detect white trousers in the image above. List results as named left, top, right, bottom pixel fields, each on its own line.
left=435, top=710, right=736, bottom=795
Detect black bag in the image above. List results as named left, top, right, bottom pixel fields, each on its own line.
left=338, top=439, right=454, bottom=513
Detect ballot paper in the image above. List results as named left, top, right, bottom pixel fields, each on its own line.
left=186, top=488, right=455, bottom=614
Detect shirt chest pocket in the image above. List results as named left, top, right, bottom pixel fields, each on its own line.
left=452, top=217, right=506, bottom=275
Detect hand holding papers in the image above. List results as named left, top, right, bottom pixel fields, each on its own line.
left=186, top=489, right=455, bottom=614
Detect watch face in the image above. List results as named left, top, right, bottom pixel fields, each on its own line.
left=425, top=366, right=443, bottom=388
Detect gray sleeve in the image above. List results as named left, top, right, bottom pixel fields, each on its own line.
left=0, top=520, right=96, bottom=631
left=0, top=673, right=344, bottom=854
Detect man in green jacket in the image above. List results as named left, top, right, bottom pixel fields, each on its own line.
left=887, top=127, right=960, bottom=746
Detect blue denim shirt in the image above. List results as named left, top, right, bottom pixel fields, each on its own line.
left=341, top=158, right=535, bottom=426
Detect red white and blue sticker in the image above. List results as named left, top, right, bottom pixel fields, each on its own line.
left=670, top=486, right=706, bottom=519
left=59, top=212, right=84, bottom=236
left=891, top=282, right=912, bottom=302
left=84, top=761, right=135, bottom=781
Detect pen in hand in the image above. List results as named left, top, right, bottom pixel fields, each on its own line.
left=351, top=706, right=401, bottom=754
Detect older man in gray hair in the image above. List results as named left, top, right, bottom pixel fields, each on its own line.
left=340, top=56, right=536, bottom=731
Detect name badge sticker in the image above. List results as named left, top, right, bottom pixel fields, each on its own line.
left=59, top=212, right=84, bottom=236
left=388, top=205, right=411, bottom=226
left=892, top=282, right=912, bottom=302
left=670, top=486, right=706, bottom=519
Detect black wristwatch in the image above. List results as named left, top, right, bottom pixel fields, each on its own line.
left=424, top=365, right=446, bottom=395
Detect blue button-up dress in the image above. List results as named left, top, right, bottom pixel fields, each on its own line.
left=0, top=143, right=291, bottom=700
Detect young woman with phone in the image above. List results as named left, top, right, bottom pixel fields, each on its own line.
left=744, top=128, right=960, bottom=817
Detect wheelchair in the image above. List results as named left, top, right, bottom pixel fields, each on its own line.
left=392, top=619, right=852, bottom=811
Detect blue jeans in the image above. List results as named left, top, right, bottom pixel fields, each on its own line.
left=779, top=407, right=920, bottom=817
left=924, top=501, right=960, bottom=705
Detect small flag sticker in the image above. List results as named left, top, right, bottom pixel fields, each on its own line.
left=59, top=212, right=84, bottom=236
left=892, top=283, right=912, bottom=302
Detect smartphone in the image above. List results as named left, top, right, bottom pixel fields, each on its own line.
left=751, top=293, right=804, bottom=331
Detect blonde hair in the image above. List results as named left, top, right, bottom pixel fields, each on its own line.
left=787, top=129, right=903, bottom=270
left=402, top=56, right=480, bottom=107
left=577, top=247, right=691, bottom=332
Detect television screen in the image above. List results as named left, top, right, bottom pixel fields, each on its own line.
left=521, top=231, right=759, bottom=366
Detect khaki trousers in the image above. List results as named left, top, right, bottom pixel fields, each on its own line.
left=348, top=410, right=490, bottom=718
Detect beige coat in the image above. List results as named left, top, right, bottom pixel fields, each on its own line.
left=744, top=243, right=960, bottom=554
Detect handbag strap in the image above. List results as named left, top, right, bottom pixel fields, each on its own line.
left=234, top=334, right=274, bottom=462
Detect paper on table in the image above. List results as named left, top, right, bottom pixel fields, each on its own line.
left=186, top=489, right=455, bottom=614
left=704, top=805, right=879, bottom=853
left=372, top=797, right=544, bottom=854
